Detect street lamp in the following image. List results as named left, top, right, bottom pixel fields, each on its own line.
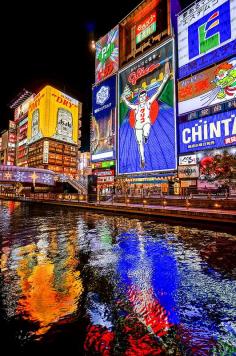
left=91, top=40, right=96, bottom=50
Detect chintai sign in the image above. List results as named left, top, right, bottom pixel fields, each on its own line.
left=179, top=109, right=236, bottom=153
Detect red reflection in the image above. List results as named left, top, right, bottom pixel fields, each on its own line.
left=84, top=285, right=172, bottom=354
left=84, top=325, right=115, bottom=355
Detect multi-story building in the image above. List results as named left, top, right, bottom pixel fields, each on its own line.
left=8, top=89, right=35, bottom=167
left=27, top=85, right=82, bottom=178
left=78, top=151, right=92, bottom=177
left=177, top=0, right=236, bottom=195
left=0, top=121, right=17, bottom=166
left=12, top=93, right=35, bottom=167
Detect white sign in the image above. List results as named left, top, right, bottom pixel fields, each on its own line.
left=18, top=138, right=27, bottom=147
left=179, top=155, right=197, bottom=166
left=96, top=86, right=110, bottom=105
left=178, top=165, right=199, bottom=178
left=43, top=141, right=49, bottom=164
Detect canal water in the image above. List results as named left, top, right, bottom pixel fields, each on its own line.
left=0, top=200, right=236, bottom=355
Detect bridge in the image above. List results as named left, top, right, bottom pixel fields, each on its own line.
left=0, top=166, right=87, bottom=194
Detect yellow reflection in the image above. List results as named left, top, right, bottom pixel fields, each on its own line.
left=16, top=230, right=83, bottom=336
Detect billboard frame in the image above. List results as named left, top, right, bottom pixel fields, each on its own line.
left=117, top=37, right=177, bottom=175
left=91, top=74, right=117, bottom=163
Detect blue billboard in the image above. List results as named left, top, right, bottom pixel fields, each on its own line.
left=178, top=0, right=236, bottom=79
left=118, top=40, right=176, bottom=174
left=91, top=75, right=116, bottom=162
left=179, top=109, right=236, bottom=153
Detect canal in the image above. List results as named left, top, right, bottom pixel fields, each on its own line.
left=0, top=200, right=236, bottom=355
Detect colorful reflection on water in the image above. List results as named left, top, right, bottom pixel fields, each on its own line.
left=0, top=200, right=236, bottom=355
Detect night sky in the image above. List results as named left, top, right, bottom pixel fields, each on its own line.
left=0, top=0, right=189, bottom=150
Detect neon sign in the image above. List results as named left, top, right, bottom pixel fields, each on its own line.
left=178, top=57, right=236, bottom=115
left=136, top=11, right=157, bottom=44
left=179, top=109, right=236, bottom=153
left=95, top=26, right=119, bottom=83
left=128, top=63, right=159, bottom=85
left=178, top=0, right=236, bottom=78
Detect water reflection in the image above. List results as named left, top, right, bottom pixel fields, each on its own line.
left=0, top=201, right=236, bottom=355
left=16, top=230, right=83, bottom=337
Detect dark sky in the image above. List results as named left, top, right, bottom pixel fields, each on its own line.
left=0, top=0, right=189, bottom=150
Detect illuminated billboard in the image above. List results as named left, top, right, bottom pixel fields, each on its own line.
left=178, top=0, right=236, bottom=79
left=95, top=26, right=119, bottom=84
left=14, top=95, right=34, bottom=121
left=119, top=0, right=169, bottom=67
left=136, top=11, right=157, bottom=44
left=27, top=86, right=79, bottom=145
left=91, top=75, right=116, bottom=162
left=179, top=109, right=236, bottom=153
left=178, top=57, right=236, bottom=115
left=118, top=39, right=176, bottom=174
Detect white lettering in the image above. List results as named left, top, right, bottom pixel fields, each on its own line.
left=221, top=118, right=232, bottom=136
left=192, top=122, right=202, bottom=142
left=203, top=120, right=208, bottom=140
left=232, top=116, right=236, bottom=134
left=183, top=128, right=191, bottom=144
left=209, top=121, right=221, bottom=138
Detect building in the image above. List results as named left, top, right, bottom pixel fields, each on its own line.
left=0, top=121, right=17, bottom=166
left=177, top=0, right=236, bottom=195
left=89, top=0, right=179, bottom=197
left=78, top=151, right=92, bottom=177
left=27, top=85, right=82, bottom=177
left=9, top=91, right=35, bottom=167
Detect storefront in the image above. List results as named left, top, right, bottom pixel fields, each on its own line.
left=178, top=147, right=236, bottom=195
left=115, top=174, right=178, bottom=196
left=93, top=168, right=115, bottom=196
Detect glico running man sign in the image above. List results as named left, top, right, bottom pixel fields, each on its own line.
left=179, top=109, right=236, bottom=153
left=178, top=0, right=236, bottom=79
left=118, top=39, right=176, bottom=174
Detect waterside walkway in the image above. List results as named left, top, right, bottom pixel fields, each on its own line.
left=1, top=193, right=236, bottom=225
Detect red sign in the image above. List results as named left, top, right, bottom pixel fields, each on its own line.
left=97, top=62, right=115, bottom=83
left=136, top=11, right=157, bottom=36
left=128, top=63, right=159, bottom=85
left=225, top=136, right=236, bottom=145
left=9, top=133, right=16, bottom=143
left=93, top=169, right=114, bottom=177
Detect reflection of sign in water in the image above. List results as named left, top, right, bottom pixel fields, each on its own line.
left=178, top=0, right=236, bottom=78
left=179, top=109, right=236, bottom=153
left=53, top=108, right=74, bottom=143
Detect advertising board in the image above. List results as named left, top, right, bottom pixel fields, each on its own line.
left=178, top=0, right=236, bottom=78
left=91, top=75, right=116, bottom=162
left=95, top=26, right=119, bottom=83
left=179, top=109, right=236, bottom=153
left=118, top=40, right=176, bottom=174
left=178, top=57, right=236, bottom=115
left=27, top=86, right=79, bottom=145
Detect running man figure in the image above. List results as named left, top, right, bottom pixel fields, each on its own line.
left=122, top=71, right=170, bottom=169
